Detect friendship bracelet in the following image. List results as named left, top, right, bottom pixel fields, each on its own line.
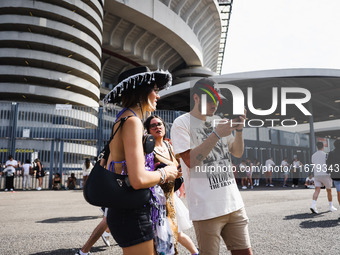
left=212, top=130, right=221, bottom=140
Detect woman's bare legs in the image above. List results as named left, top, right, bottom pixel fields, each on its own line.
left=81, top=217, right=108, bottom=253
left=178, top=231, right=198, bottom=254
left=122, top=240, right=155, bottom=255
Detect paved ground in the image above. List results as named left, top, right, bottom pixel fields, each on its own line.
left=1, top=186, right=339, bottom=255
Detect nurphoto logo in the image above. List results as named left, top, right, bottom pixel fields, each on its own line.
left=201, top=84, right=312, bottom=128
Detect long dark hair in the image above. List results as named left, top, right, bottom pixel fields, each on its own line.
left=121, top=83, right=155, bottom=109
left=144, top=115, right=166, bottom=137
left=85, top=158, right=91, bottom=169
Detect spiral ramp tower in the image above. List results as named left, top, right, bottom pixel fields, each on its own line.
left=0, top=1, right=104, bottom=172
left=0, top=0, right=103, bottom=107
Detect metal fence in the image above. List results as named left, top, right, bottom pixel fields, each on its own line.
left=1, top=101, right=331, bottom=190
left=0, top=101, right=184, bottom=190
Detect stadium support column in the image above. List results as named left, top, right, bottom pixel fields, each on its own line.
left=96, top=108, right=104, bottom=154
left=9, top=102, right=18, bottom=157
left=308, top=101, right=316, bottom=154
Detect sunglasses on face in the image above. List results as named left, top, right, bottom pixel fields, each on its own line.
left=153, top=88, right=160, bottom=94
left=150, top=122, right=163, bottom=129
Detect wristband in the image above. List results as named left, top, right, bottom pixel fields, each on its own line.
left=212, top=130, right=221, bottom=140
left=235, top=129, right=243, bottom=132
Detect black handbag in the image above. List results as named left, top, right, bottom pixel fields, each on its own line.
left=83, top=161, right=151, bottom=209
left=83, top=116, right=152, bottom=209
left=174, top=176, right=184, bottom=192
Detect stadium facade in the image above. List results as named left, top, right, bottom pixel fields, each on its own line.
left=0, top=0, right=232, bottom=182
left=1, top=0, right=339, bottom=188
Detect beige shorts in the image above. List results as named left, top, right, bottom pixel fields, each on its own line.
left=314, top=175, right=332, bottom=189
left=193, top=207, right=251, bottom=254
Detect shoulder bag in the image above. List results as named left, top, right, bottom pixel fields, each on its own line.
left=83, top=116, right=151, bottom=209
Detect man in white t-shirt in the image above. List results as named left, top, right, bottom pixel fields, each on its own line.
left=310, top=142, right=337, bottom=214
left=264, top=157, right=275, bottom=187
left=171, top=78, right=252, bottom=255
left=4, top=155, right=18, bottom=191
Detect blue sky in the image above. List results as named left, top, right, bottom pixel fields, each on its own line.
left=222, top=0, right=340, bottom=74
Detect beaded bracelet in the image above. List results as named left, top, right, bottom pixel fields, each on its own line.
left=157, top=168, right=166, bottom=184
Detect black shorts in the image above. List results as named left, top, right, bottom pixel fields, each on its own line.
left=107, top=205, right=154, bottom=248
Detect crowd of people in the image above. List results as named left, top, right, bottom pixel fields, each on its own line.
left=74, top=67, right=253, bottom=255
left=0, top=156, right=93, bottom=191
left=2, top=66, right=340, bottom=255
left=0, top=156, right=46, bottom=191
left=233, top=153, right=330, bottom=190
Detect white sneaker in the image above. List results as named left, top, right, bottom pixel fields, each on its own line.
left=242, top=186, right=247, bottom=189
left=101, top=231, right=110, bottom=247
left=329, top=206, right=338, bottom=212
left=310, top=206, right=318, bottom=214
left=75, top=250, right=91, bottom=255
left=269, top=184, right=274, bottom=187
left=4, top=189, right=8, bottom=192
left=251, top=186, right=254, bottom=189
left=10, top=188, right=13, bottom=191
left=36, top=187, right=42, bottom=191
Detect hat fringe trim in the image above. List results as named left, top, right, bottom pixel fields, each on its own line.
left=103, top=70, right=172, bottom=106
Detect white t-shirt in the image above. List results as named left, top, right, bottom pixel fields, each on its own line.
left=239, top=162, right=247, bottom=173
left=170, top=113, right=244, bottom=221
left=292, top=160, right=302, bottom=168
left=22, top=163, right=31, bottom=175
left=82, top=162, right=93, bottom=176
left=281, top=160, right=290, bottom=172
left=305, top=176, right=314, bottom=183
left=311, top=150, right=328, bottom=176
left=5, top=159, right=18, bottom=175
left=265, top=159, right=275, bottom=172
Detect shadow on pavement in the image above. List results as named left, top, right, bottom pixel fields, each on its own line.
left=29, top=246, right=108, bottom=255
left=283, top=212, right=327, bottom=220
left=299, top=219, right=340, bottom=229
left=36, top=215, right=101, bottom=224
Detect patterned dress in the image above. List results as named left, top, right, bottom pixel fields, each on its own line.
left=153, top=140, right=178, bottom=254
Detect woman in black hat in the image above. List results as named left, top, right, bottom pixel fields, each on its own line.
left=104, top=66, right=179, bottom=254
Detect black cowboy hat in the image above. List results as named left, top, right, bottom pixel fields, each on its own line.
left=103, top=66, right=172, bottom=105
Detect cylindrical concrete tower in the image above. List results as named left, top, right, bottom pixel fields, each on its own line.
left=0, top=0, right=103, bottom=107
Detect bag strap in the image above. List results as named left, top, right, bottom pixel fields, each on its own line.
left=97, top=116, right=134, bottom=162
left=109, top=116, right=132, bottom=141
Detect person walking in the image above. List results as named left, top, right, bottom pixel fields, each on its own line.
left=171, top=78, right=252, bottom=255
left=103, top=66, right=178, bottom=254
left=34, top=158, right=44, bottom=190
left=310, top=142, right=337, bottom=214
left=326, top=138, right=340, bottom=219
left=145, top=115, right=199, bottom=255
left=76, top=145, right=112, bottom=255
